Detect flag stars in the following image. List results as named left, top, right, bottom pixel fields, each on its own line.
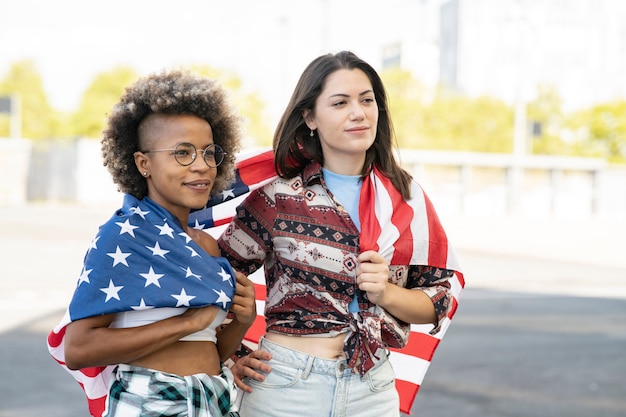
left=107, top=246, right=132, bottom=267
left=155, top=222, right=175, bottom=238
left=179, top=232, right=193, bottom=243
left=100, top=279, right=123, bottom=302
left=73, top=200, right=240, bottom=326
left=130, top=206, right=150, bottom=219
left=116, top=219, right=139, bottom=237
left=78, top=268, right=92, bottom=285
left=186, top=246, right=200, bottom=257
left=146, top=241, right=169, bottom=258
left=131, top=298, right=154, bottom=310
left=172, top=288, right=196, bottom=307
left=192, top=220, right=206, bottom=231
left=221, top=188, right=235, bottom=201
left=182, top=266, right=201, bottom=279
left=88, top=236, right=100, bottom=253
left=213, top=289, right=232, bottom=309
left=218, top=267, right=232, bottom=284
left=140, top=266, right=164, bottom=288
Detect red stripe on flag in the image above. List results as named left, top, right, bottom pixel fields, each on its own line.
left=358, top=172, right=382, bottom=253
left=47, top=327, right=65, bottom=348
left=395, top=379, right=420, bottom=414
left=390, top=331, right=441, bottom=362
left=86, top=395, right=106, bottom=417
left=422, top=192, right=449, bottom=267
left=380, top=176, right=415, bottom=266
left=212, top=216, right=234, bottom=227
left=367, top=168, right=416, bottom=264
left=455, top=271, right=466, bottom=289
left=243, top=315, right=266, bottom=343
left=237, top=150, right=275, bottom=185
left=80, top=366, right=107, bottom=378
left=253, top=283, right=266, bottom=301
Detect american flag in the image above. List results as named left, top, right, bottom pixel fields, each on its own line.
left=48, top=149, right=464, bottom=416
left=47, top=194, right=238, bottom=417
left=358, top=166, right=464, bottom=413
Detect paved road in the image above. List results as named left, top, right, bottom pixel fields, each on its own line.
left=1, top=203, right=625, bottom=416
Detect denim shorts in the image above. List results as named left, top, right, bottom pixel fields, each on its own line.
left=238, top=336, right=400, bottom=417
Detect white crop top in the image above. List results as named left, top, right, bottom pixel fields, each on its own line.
left=110, top=307, right=228, bottom=343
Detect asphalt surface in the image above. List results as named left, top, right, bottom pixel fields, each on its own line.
left=1, top=203, right=625, bottom=417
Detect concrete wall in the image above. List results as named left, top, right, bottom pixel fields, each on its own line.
left=0, top=138, right=31, bottom=205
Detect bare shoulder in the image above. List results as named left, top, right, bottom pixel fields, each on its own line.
left=188, top=228, right=220, bottom=257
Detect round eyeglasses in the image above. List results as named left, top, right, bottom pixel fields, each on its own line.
left=142, top=142, right=226, bottom=168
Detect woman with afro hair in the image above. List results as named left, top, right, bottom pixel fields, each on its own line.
left=52, top=69, right=255, bottom=417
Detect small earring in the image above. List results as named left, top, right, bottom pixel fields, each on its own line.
left=143, top=172, right=148, bottom=177
left=310, top=129, right=315, bottom=137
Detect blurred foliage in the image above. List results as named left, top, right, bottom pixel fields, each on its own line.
left=382, top=69, right=626, bottom=163
left=382, top=68, right=513, bottom=153
left=0, top=60, right=60, bottom=139
left=0, top=62, right=272, bottom=146
left=565, top=100, right=626, bottom=163
left=526, top=84, right=569, bottom=155
left=420, top=93, right=513, bottom=153
left=189, top=65, right=273, bottom=147
left=68, top=66, right=139, bottom=138
left=381, top=68, right=427, bottom=149
left=1, top=60, right=625, bottom=163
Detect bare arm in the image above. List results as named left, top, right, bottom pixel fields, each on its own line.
left=63, top=305, right=220, bottom=370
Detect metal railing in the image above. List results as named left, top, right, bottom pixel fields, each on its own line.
left=3, top=138, right=625, bottom=218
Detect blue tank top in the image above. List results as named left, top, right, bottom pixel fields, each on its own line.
left=323, top=168, right=362, bottom=312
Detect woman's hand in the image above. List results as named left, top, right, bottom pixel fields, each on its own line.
left=356, top=250, right=390, bottom=305
left=231, top=349, right=273, bottom=392
left=229, top=271, right=256, bottom=326
left=180, top=305, right=221, bottom=332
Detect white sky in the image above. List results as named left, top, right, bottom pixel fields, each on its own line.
left=2, top=0, right=422, bottom=122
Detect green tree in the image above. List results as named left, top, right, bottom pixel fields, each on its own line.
left=380, top=68, right=514, bottom=153
left=526, top=84, right=569, bottom=156
left=0, top=60, right=58, bottom=139
left=567, top=100, right=626, bottom=163
left=190, top=65, right=272, bottom=147
left=381, top=68, right=427, bottom=148
left=420, top=92, right=514, bottom=153
left=69, top=66, right=139, bottom=138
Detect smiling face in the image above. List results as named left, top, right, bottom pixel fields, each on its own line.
left=304, top=68, right=379, bottom=175
left=134, top=113, right=216, bottom=221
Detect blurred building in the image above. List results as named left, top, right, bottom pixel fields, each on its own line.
left=369, top=0, right=626, bottom=112
left=437, top=0, right=626, bottom=111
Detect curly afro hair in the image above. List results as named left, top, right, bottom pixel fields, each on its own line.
left=101, top=69, right=242, bottom=199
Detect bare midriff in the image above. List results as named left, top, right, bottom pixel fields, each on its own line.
left=265, top=331, right=346, bottom=360
left=130, top=341, right=221, bottom=376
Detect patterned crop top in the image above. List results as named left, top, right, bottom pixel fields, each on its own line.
left=218, top=161, right=454, bottom=375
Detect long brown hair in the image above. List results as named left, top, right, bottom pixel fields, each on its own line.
left=273, top=51, right=412, bottom=200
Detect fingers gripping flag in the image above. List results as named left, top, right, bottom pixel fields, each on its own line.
left=359, top=167, right=465, bottom=413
